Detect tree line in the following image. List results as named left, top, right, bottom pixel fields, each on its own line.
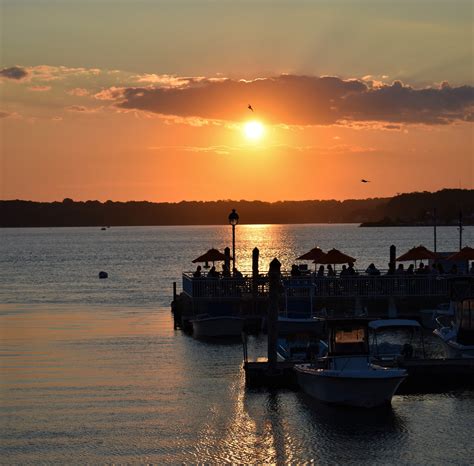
left=0, top=189, right=472, bottom=227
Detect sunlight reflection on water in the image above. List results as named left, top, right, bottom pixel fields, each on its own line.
left=1, top=225, right=473, bottom=463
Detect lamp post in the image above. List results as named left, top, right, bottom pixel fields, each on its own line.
left=228, top=208, right=239, bottom=274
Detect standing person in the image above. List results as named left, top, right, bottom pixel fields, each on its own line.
left=317, top=265, right=325, bottom=277
left=222, top=263, right=231, bottom=278
left=327, top=265, right=335, bottom=277
left=193, top=265, right=202, bottom=278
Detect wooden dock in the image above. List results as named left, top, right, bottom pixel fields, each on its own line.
left=244, top=358, right=474, bottom=393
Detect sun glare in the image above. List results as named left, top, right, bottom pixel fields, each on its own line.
left=244, top=121, right=265, bottom=141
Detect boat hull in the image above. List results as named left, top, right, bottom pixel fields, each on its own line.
left=433, top=328, right=474, bottom=358
left=295, top=364, right=406, bottom=408
left=191, top=316, right=243, bottom=338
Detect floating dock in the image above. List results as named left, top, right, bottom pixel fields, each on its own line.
left=243, top=358, right=474, bottom=393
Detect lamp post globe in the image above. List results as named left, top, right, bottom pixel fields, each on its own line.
left=228, top=209, right=239, bottom=274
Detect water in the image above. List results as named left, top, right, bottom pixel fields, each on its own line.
left=1, top=225, right=473, bottom=463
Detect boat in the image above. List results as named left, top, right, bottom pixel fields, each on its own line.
left=190, top=314, right=243, bottom=339
left=277, top=334, right=328, bottom=362
left=294, top=319, right=407, bottom=408
left=433, top=297, right=474, bottom=358
left=419, top=302, right=454, bottom=329
left=369, top=319, right=426, bottom=363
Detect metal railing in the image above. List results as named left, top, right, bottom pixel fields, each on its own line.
left=182, top=272, right=467, bottom=299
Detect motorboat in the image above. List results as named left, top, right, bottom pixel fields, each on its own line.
left=190, top=314, right=243, bottom=339
left=277, top=335, right=328, bottom=362
left=419, top=302, right=454, bottom=329
left=433, top=297, right=474, bottom=358
left=294, top=319, right=407, bottom=408
left=369, top=319, right=426, bottom=363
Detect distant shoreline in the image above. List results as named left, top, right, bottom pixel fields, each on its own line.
left=1, top=189, right=472, bottom=228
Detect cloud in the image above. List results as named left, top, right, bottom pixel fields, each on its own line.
left=94, top=86, right=125, bottom=101
left=28, top=85, right=51, bottom=92
left=67, top=88, right=90, bottom=97
left=0, top=110, right=21, bottom=119
left=66, top=105, right=99, bottom=113
left=0, top=66, right=28, bottom=80
left=107, top=75, right=473, bottom=126
left=27, top=65, right=101, bottom=82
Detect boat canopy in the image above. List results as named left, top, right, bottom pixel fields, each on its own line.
left=369, top=319, right=421, bottom=330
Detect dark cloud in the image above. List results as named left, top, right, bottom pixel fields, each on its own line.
left=0, top=66, right=28, bottom=80
left=113, top=75, right=473, bottom=126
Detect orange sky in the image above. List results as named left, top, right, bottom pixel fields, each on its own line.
left=0, top=1, right=473, bottom=202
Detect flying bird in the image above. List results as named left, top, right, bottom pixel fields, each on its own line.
left=248, top=104, right=254, bottom=112
left=361, top=179, right=370, bottom=183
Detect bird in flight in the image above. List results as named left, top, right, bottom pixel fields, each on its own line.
left=361, top=179, right=370, bottom=183
left=248, top=104, right=254, bottom=112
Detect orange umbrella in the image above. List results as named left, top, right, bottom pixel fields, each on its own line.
left=192, top=248, right=230, bottom=264
left=396, top=245, right=437, bottom=261
left=447, top=246, right=474, bottom=261
left=296, top=247, right=327, bottom=262
left=318, top=248, right=356, bottom=264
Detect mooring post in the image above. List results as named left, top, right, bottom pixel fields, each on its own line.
left=389, top=245, right=396, bottom=274
left=252, top=247, right=260, bottom=297
left=268, top=258, right=281, bottom=373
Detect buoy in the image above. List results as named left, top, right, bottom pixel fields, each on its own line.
left=99, top=271, right=108, bottom=279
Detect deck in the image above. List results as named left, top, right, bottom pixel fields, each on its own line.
left=183, top=272, right=471, bottom=299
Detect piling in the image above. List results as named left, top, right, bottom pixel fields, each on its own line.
left=389, top=245, right=396, bottom=274
left=173, top=281, right=177, bottom=301
left=267, top=258, right=281, bottom=373
left=252, top=247, right=259, bottom=298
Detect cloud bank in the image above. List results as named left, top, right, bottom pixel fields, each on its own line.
left=0, top=66, right=28, bottom=80
left=110, top=75, right=473, bottom=126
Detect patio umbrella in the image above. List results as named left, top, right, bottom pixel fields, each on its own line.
left=296, top=247, right=327, bottom=262
left=192, top=248, right=230, bottom=266
left=447, top=246, right=474, bottom=261
left=318, top=248, right=356, bottom=264
left=396, top=245, right=437, bottom=261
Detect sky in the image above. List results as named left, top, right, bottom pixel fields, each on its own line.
left=0, top=0, right=473, bottom=202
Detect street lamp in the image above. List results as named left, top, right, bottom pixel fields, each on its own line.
left=228, top=208, right=239, bottom=274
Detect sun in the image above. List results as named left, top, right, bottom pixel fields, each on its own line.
left=243, top=121, right=265, bottom=141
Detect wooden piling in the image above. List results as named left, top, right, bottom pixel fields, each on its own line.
left=267, top=258, right=281, bottom=373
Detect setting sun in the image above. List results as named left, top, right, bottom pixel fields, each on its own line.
left=244, top=121, right=265, bottom=141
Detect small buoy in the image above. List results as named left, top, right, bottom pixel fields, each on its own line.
left=99, top=271, right=108, bottom=279
left=101, top=227, right=107, bottom=231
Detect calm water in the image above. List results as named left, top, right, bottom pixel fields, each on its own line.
left=1, top=225, right=473, bottom=463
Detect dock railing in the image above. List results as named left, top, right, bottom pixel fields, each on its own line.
left=182, top=272, right=465, bottom=299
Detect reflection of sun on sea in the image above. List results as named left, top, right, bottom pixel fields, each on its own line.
left=243, top=121, right=265, bottom=141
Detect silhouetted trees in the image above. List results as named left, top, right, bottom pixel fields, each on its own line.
left=0, top=189, right=472, bottom=227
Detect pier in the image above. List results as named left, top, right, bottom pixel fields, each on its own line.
left=173, top=271, right=474, bottom=330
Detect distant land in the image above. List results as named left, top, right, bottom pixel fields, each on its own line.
left=0, top=189, right=473, bottom=227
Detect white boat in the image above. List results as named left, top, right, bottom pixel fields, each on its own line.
left=433, top=298, right=474, bottom=358
left=277, top=335, right=327, bottom=362
left=420, top=302, right=454, bottom=329
left=369, top=319, right=426, bottom=362
left=295, top=319, right=407, bottom=408
left=190, top=314, right=243, bottom=338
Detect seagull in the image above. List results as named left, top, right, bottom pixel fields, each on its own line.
left=248, top=104, right=254, bottom=112
left=361, top=179, right=370, bottom=183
